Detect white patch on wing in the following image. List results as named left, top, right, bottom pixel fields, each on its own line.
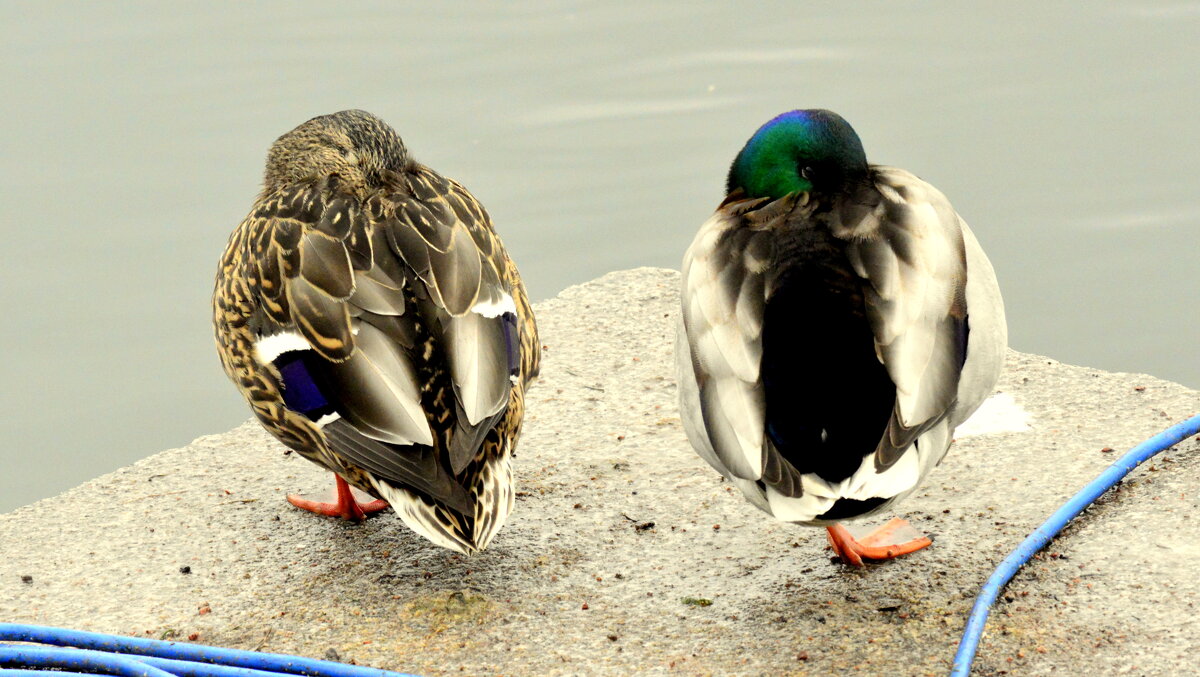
left=955, top=392, right=1033, bottom=437
left=253, top=331, right=311, bottom=364
left=314, top=412, right=341, bottom=428
left=471, top=292, right=517, bottom=318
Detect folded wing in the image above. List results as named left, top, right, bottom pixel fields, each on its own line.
left=245, top=167, right=518, bottom=503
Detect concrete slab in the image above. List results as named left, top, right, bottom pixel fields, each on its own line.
left=2, top=268, right=1197, bottom=676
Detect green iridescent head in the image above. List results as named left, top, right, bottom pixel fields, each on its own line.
left=726, top=109, right=869, bottom=199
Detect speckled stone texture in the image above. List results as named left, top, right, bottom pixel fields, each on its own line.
left=3, top=268, right=1197, bottom=676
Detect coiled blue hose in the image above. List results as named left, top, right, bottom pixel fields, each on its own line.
left=950, top=413, right=1200, bottom=676
left=0, top=623, right=416, bottom=677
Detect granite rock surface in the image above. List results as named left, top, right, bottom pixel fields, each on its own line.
left=3, top=268, right=1197, bottom=676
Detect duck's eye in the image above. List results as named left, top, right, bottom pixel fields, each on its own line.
left=800, top=165, right=814, bottom=180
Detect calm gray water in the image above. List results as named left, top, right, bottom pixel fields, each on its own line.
left=2, top=2, right=1197, bottom=513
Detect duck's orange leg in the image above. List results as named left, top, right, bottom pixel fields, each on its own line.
left=287, top=474, right=389, bottom=521
left=825, top=517, right=933, bottom=566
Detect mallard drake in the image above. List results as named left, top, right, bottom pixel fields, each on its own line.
left=676, top=110, right=1006, bottom=565
left=213, top=110, right=539, bottom=554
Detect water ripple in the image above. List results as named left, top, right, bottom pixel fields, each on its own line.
left=520, top=95, right=742, bottom=126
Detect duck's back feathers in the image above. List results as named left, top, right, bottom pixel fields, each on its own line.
left=244, top=168, right=519, bottom=446
left=215, top=120, right=538, bottom=553
left=831, top=168, right=973, bottom=466
left=678, top=167, right=1005, bottom=524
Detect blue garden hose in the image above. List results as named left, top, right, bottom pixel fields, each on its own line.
left=0, top=624, right=417, bottom=677
left=950, top=413, right=1200, bottom=676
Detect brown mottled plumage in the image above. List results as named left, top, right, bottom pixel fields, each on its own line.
left=213, top=110, right=539, bottom=553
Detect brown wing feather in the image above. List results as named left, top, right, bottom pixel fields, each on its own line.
left=390, top=166, right=517, bottom=427
left=233, top=179, right=444, bottom=492
left=247, top=164, right=523, bottom=508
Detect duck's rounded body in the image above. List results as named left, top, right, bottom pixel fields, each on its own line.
left=676, top=110, right=1005, bottom=562
left=213, top=110, right=539, bottom=554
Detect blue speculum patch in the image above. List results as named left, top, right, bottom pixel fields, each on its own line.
left=275, top=352, right=330, bottom=417
left=502, top=312, right=520, bottom=377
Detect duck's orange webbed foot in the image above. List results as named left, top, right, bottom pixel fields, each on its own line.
left=825, top=517, right=933, bottom=567
left=287, top=474, right=389, bottom=521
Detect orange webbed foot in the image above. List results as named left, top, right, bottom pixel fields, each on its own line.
left=825, top=517, right=933, bottom=567
left=287, top=474, right=389, bottom=521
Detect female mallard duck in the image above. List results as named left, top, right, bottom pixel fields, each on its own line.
left=213, top=110, right=539, bottom=554
left=676, top=110, right=1006, bottom=565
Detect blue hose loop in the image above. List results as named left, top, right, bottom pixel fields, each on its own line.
left=0, top=644, right=279, bottom=677
left=950, top=413, right=1200, bottom=676
left=1, top=672, right=97, bottom=677
left=0, top=624, right=417, bottom=677
left=0, top=644, right=176, bottom=677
